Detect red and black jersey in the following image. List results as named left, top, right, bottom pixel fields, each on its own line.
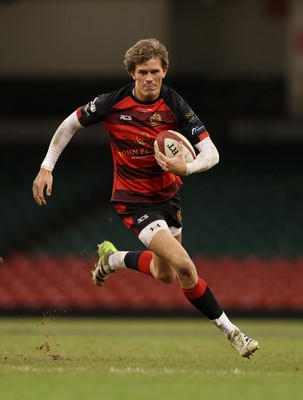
left=77, top=83, right=209, bottom=204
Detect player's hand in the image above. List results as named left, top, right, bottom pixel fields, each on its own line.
left=154, top=141, right=187, bottom=176
left=32, top=168, right=53, bottom=206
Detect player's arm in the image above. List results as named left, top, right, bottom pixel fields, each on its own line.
left=186, top=136, right=219, bottom=175
left=157, top=134, right=219, bottom=177
left=33, top=111, right=83, bottom=206
left=163, top=89, right=219, bottom=175
left=154, top=137, right=219, bottom=176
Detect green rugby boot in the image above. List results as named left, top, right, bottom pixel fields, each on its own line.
left=92, top=241, right=117, bottom=286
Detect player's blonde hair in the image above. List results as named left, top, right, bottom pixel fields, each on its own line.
left=124, top=38, right=169, bottom=74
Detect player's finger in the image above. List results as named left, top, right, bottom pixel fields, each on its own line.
left=32, top=181, right=46, bottom=206
left=46, top=183, right=52, bottom=196
left=154, top=147, right=163, bottom=162
left=34, top=193, right=46, bottom=206
left=155, top=147, right=169, bottom=163
left=154, top=151, right=168, bottom=171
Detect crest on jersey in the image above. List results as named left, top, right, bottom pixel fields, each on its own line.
left=149, top=112, right=162, bottom=126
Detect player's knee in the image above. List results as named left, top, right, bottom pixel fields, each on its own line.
left=149, top=256, right=176, bottom=284
left=156, top=270, right=176, bottom=284
left=172, top=256, right=196, bottom=281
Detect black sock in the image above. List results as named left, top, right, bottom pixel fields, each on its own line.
left=190, top=287, right=223, bottom=320
left=182, top=277, right=223, bottom=320
left=124, top=251, right=142, bottom=271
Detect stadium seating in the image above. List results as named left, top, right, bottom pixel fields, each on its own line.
left=1, top=253, right=302, bottom=314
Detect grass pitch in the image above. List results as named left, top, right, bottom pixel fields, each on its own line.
left=0, top=317, right=302, bottom=400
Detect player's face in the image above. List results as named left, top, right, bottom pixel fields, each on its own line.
left=132, top=57, right=167, bottom=102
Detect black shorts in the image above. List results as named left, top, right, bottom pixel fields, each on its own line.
left=114, top=193, right=183, bottom=238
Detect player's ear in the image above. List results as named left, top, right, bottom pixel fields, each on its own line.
left=162, top=68, right=168, bottom=78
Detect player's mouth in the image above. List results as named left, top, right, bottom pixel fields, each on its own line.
left=144, top=84, right=156, bottom=90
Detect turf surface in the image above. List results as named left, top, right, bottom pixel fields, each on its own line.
left=0, top=317, right=302, bottom=400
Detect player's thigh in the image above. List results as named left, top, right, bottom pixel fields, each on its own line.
left=149, top=229, right=191, bottom=268
left=149, top=230, right=198, bottom=287
left=149, top=231, right=181, bottom=283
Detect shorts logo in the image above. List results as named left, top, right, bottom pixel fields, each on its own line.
left=150, top=223, right=161, bottom=232
left=177, top=210, right=182, bottom=222
left=137, top=214, right=149, bottom=224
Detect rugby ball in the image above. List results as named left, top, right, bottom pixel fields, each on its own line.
left=154, top=130, right=196, bottom=163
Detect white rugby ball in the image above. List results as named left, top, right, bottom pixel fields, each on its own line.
left=154, top=130, right=196, bottom=163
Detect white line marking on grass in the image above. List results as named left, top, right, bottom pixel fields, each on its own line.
left=109, top=367, right=189, bottom=375
left=8, top=366, right=87, bottom=373
left=109, top=367, right=146, bottom=374
left=10, top=366, right=64, bottom=372
left=233, top=368, right=246, bottom=375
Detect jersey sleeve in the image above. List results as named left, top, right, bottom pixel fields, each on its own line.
left=76, top=93, right=112, bottom=127
left=164, top=87, right=209, bottom=146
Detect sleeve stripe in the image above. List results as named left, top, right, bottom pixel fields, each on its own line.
left=199, top=131, right=209, bottom=141
left=76, top=107, right=82, bottom=120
